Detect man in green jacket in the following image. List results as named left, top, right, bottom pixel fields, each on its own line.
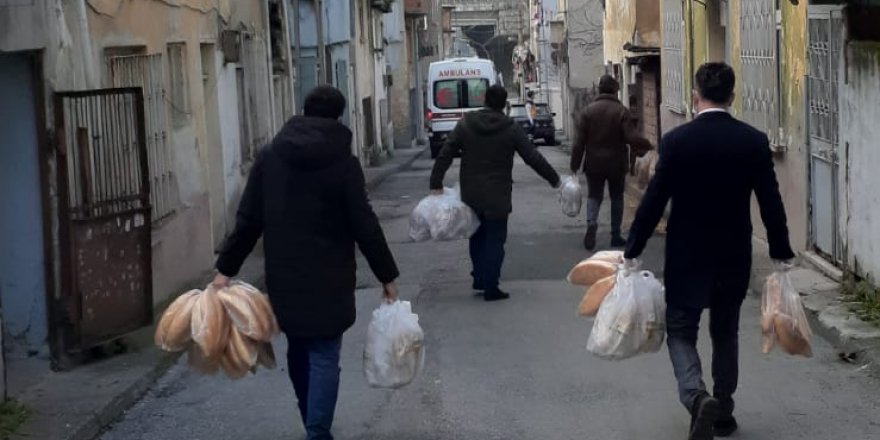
left=430, top=85, right=560, bottom=301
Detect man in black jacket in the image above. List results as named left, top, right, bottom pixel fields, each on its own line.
left=430, top=85, right=560, bottom=301
left=624, top=63, right=795, bottom=440
left=213, top=86, right=399, bottom=440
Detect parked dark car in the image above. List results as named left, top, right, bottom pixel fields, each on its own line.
left=507, top=103, right=557, bottom=145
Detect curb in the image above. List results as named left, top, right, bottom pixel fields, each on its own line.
left=64, top=351, right=182, bottom=440
left=366, top=147, right=426, bottom=192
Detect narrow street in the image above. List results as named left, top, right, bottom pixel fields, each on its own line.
left=100, top=147, right=880, bottom=440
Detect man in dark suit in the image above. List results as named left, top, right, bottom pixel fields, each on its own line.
left=624, top=63, right=795, bottom=440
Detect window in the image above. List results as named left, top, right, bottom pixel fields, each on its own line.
left=106, top=52, right=180, bottom=221
left=662, top=0, right=685, bottom=113
left=166, top=43, right=190, bottom=124
left=509, top=105, right=528, bottom=117
left=740, top=0, right=781, bottom=148
left=236, top=67, right=253, bottom=164
left=433, top=78, right=489, bottom=109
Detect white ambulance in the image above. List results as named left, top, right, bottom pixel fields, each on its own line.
left=426, top=57, right=502, bottom=158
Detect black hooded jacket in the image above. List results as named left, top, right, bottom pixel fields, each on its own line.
left=216, top=116, right=399, bottom=338
left=430, top=108, right=560, bottom=217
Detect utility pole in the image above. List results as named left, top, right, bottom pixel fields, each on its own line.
left=316, top=0, right=326, bottom=84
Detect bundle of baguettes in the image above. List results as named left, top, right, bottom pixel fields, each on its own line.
left=567, top=251, right=623, bottom=317
left=154, top=281, right=280, bottom=379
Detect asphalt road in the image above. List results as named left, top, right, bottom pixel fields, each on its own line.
left=101, top=147, right=880, bottom=440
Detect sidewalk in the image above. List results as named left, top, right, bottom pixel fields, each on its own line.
left=557, top=144, right=880, bottom=377
left=8, top=146, right=426, bottom=440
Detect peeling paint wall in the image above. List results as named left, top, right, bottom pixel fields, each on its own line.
left=841, top=43, right=880, bottom=281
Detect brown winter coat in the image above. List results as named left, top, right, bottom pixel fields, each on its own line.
left=570, top=94, right=653, bottom=176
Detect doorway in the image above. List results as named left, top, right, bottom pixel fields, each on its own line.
left=0, top=52, right=49, bottom=357
left=807, top=6, right=845, bottom=263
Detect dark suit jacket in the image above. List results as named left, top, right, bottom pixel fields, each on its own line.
left=624, top=111, right=795, bottom=308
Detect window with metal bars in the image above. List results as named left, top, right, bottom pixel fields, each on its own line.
left=739, top=0, right=782, bottom=149
left=107, top=52, right=180, bottom=221
left=661, top=0, right=685, bottom=113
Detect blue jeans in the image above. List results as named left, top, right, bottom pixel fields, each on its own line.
left=286, top=334, right=343, bottom=440
left=469, top=214, right=509, bottom=291
left=666, top=299, right=742, bottom=415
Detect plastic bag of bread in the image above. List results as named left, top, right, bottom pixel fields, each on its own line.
left=567, top=258, right=618, bottom=286
left=191, top=286, right=231, bottom=361
left=558, top=175, right=583, bottom=218
left=577, top=274, right=616, bottom=317
left=588, top=250, right=624, bottom=265
left=155, top=290, right=200, bottom=352
left=364, top=300, right=425, bottom=389
left=587, top=268, right=666, bottom=360
left=761, top=268, right=812, bottom=357
left=218, top=281, right=279, bottom=343
left=409, top=187, right=480, bottom=242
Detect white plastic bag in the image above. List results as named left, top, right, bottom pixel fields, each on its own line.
left=409, top=187, right=480, bottom=242
left=587, top=268, right=666, bottom=360
left=558, top=175, right=583, bottom=218
left=364, top=300, right=426, bottom=389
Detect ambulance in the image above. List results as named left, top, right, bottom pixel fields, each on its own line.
left=426, top=57, right=502, bottom=158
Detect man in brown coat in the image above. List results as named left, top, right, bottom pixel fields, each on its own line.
left=571, top=75, right=653, bottom=250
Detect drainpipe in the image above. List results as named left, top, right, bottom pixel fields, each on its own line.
left=73, top=0, right=98, bottom=88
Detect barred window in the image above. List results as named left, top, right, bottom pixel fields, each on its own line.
left=107, top=53, right=180, bottom=221
left=740, top=0, right=781, bottom=148
left=662, top=0, right=685, bottom=113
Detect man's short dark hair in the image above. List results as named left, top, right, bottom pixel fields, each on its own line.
left=527, top=90, right=534, bottom=99
left=598, top=75, right=619, bottom=94
left=304, top=86, right=346, bottom=119
left=695, top=62, right=736, bottom=105
left=485, top=85, right=508, bottom=111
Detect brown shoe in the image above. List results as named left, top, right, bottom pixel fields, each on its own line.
left=583, top=225, right=598, bottom=250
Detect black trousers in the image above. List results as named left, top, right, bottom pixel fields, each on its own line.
left=585, top=170, right=625, bottom=236
left=666, top=295, right=743, bottom=415
left=469, top=214, right=509, bottom=291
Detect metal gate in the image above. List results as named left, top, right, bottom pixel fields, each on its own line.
left=54, top=88, right=153, bottom=352
left=807, top=7, right=844, bottom=262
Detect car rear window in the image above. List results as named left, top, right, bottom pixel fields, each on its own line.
left=433, top=78, right=489, bottom=109
left=509, top=106, right=527, bottom=117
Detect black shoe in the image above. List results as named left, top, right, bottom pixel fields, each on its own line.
left=610, top=235, right=627, bottom=248
left=483, top=289, right=511, bottom=302
left=583, top=225, right=598, bottom=250
left=689, top=394, right=721, bottom=440
left=713, top=416, right=738, bottom=437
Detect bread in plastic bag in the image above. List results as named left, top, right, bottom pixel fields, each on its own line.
left=155, top=289, right=200, bottom=352
left=587, top=269, right=666, bottom=360
left=191, top=286, right=231, bottom=361
left=364, top=300, right=425, bottom=389
left=409, top=187, right=480, bottom=242
left=761, top=268, right=812, bottom=357
left=218, top=281, right=279, bottom=343
left=567, top=259, right=617, bottom=286
left=558, top=175, right=583, bottom=217
left=587, top=250, right=624, bottom=265
left=578, top=274, right=616, bottom=317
